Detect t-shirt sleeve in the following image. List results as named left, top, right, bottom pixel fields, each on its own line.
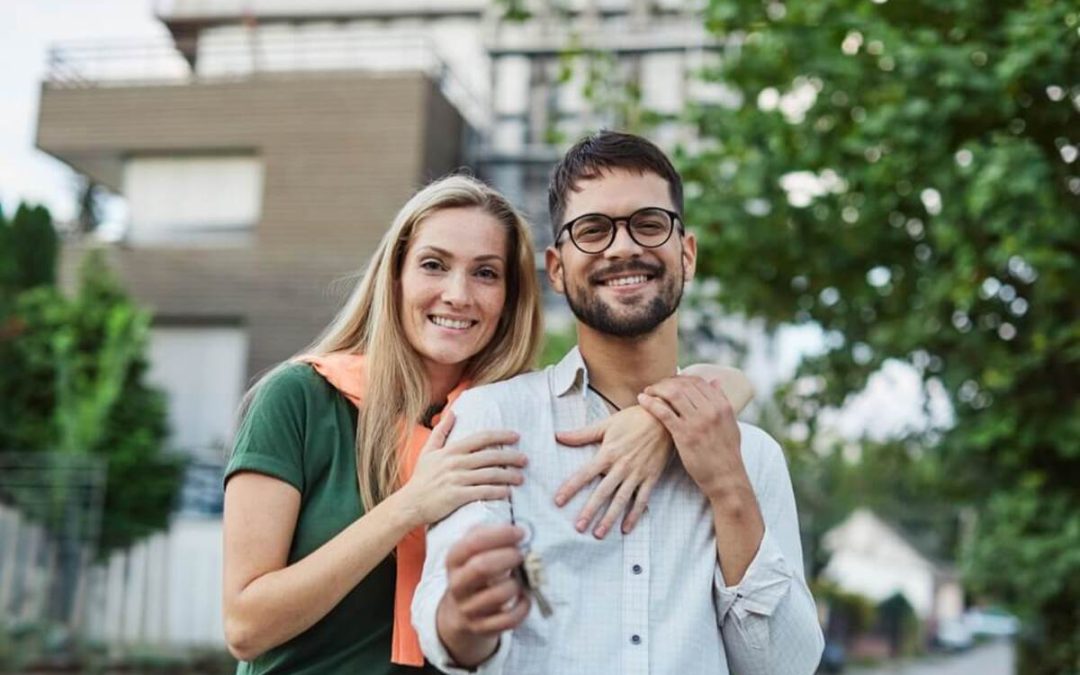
left=224, top=364, right=310, bottom=493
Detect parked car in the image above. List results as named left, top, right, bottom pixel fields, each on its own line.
left=935, top=617, right=975, bottom=652
left=965, top=607, right=1020, bottom=638
left=818, top=639, right=846, bottom=673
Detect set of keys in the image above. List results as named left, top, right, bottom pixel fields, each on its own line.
left=513, top=521, right=553, bottom=618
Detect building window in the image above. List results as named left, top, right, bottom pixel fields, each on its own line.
left=123, top=155, right=263, bottom=246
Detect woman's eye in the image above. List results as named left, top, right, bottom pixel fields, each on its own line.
left=420, top=259, right=445, bottom=271
left=476, top=267, right=500, bottom=280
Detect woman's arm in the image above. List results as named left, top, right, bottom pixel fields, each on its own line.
left=554, top=364, right=754, bottom=538
left=223, top=473, right=417, bottom=660
left=222, top=411, right=525, bottom=661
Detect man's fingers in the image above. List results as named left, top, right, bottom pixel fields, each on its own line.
left=445, top=524, right=525, bottom=571
left=446, top=430, right=521, bottom=455
left=637, top=393, right=680, bottom=428
left=594, top=478, right=638, bottom=539
left=621, top=475, right=658, bottom=534
left=457, top=577, right=523, bottom=620
left=573, top=470, right=621, bottom=533
left=469, top=592, right=531, bottom=635
left=554, top=457, right=609, bottom=507
left=449, top=546, right=525, bottom=598
left=555, top=418, right=608, bottom=447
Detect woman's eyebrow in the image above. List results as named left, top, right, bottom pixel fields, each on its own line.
left=417, top=246, right=504, bottom=263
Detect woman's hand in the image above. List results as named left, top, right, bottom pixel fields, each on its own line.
left=553, top=367, right=754, bottom=539
left=399, top=410, right=527, bottom=526
left=553, top=406, right=669, bottom=539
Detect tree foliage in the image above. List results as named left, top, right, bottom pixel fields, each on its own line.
left=681, top=2, right=1078, bottom=672
left=0, top=205, right=183, bottom=555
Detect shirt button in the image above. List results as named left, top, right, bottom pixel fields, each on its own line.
left=631, top=634, right=641, bottom=645
left=632, top=564, right=643, bottom=575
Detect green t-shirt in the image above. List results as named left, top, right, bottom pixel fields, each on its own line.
left=225, top=363, right=438, bottom=675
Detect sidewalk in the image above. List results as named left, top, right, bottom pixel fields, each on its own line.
left=847, top=640, right=1014, bottom=675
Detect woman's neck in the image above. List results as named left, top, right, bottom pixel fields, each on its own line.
left=424, top=359, right=465, bottom=405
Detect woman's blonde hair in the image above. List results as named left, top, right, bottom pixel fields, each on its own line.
left=244, top=174, right=542, bottom=512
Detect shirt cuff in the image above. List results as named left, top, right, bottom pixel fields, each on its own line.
left=422, top=629, right=512, bottom=675
left=714, top=526, right=793, bottom=623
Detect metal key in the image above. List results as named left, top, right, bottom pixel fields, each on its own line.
left=516, top=548, right=553, bottom=618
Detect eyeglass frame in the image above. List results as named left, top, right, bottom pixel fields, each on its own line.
left=554, top=206, right=685, bottom=254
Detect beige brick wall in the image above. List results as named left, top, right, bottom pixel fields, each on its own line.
left=40, top=72, right=463, bottom=380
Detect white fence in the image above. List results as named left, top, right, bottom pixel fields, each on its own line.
left=0, top=503, right=225, bottom=649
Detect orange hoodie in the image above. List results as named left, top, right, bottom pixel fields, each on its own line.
left=302, top=352, right=469, bottom=667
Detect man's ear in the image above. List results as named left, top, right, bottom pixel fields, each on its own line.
left=682, top=230, right=697, bottom=283
left=545, top=246, right=566, bottom=295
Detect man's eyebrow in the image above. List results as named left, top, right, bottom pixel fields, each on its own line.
left=416, top=246, right=505, bottom=263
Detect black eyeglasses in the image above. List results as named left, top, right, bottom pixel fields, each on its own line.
left=556, top=207, right=683, bottom=254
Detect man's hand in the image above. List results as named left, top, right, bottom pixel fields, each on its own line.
left=636, top=376, right=746, bottom=499
left=436, top=525, right=531, bottom=668
left=637, top=375, right=765, bottom=585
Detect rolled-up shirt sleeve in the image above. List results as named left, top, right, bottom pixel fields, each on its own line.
left=412, top=391, right=516, bottom=675
left=714, top=428, right=825, bottom=675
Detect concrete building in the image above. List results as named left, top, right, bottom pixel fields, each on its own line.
left=821, top=508, right=965, bottom=626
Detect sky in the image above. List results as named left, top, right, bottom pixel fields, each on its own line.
left=1, top=0, right=165, bottom=222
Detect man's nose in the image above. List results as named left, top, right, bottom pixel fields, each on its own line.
left=604, top=220, right=645, bottom=259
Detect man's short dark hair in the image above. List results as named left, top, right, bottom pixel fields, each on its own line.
left=547, top=130, right=684, bottom=238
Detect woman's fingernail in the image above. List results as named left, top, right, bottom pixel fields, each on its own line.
left=554, top=494, right=564, bottom=505
left=594, top=525, right=607, bottom=538
left=575, top=519, right=587, bottom=532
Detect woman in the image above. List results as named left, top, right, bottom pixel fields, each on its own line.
left=222, top=175, right=752, bottom=674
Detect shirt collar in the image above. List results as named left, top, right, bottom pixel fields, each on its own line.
left=551, top=345, right=590, bottom=398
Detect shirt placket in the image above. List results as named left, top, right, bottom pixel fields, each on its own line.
left=621, top=507, right=650, bottom=674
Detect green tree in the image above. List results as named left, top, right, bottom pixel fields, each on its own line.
left=0, top=206, right=183, bottom=556
left=680, top=2, right=1079, bottom=672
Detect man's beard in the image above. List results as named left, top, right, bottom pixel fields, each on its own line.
left=564, top=259, right=683, bottom=338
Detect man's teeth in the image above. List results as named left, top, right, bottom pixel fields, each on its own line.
left=604, top=275, right=649, bottom=287
left=431, top=316, right=472, bottom=329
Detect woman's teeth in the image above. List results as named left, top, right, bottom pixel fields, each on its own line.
left=430, top=316, right=472, bottom=329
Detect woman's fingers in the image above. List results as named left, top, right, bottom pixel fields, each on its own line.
left=445, top=430, right=520, bottom=455
left=555, top=418, right=608, bottom=447
left=621, top=475, right=658, bottom=534
left=573, top=469, right=622, bottom=534
left=554, top=456, right=610, bottom=507
left=593, top=477, right=639, bottom=539
left=459, top=448, right=528, bottom=470
left=422, top=409, right=456, bottom=452
left=463, top=485, right=512, bottom=502
left=463, top=467, right=524, bottom=486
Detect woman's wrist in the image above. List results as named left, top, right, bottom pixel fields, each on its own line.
left=379, top=487, right=427, bottom=533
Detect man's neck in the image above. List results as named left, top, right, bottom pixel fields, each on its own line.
left=577, top=315, right=679, bottom=409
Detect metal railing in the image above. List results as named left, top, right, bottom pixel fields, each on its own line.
left=44, top=32, right=491, bottom=130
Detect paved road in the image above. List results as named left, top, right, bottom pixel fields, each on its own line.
left=847, top=640, right=1014, bottom=675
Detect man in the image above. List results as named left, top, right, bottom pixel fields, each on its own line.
left=412, top=131, right=824, bottom=674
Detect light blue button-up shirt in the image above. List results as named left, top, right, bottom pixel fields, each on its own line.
left=413, top=348, right=824, bottom=674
